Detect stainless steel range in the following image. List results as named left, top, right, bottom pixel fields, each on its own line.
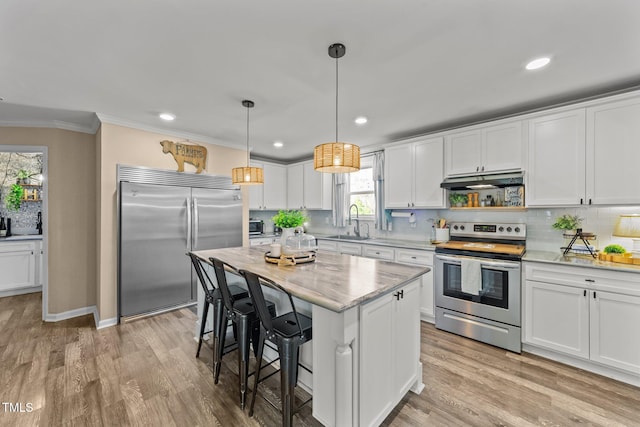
left=434, top=222, right=526, bottom=353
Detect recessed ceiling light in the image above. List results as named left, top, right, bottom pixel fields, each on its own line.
left=525, top=57, right=551, bottom=71
left=273, top=141, right=284, bottom=148
left=354, top=116, right=368, bottom=125
left=159, top=112, right=176, bottom=121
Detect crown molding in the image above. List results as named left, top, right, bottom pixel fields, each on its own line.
left=0, top=116, right=99, bottom=134
left=95, top=113, right=243, bottom=151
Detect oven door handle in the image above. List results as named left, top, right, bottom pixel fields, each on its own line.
left=436, top=254, right=520, bottom=270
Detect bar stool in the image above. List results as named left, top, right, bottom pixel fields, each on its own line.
left=239, top=269, right=313, bottom=427
left=210, top=257, right=276, bottom=409
left=188, top=253, right=248, bottom=366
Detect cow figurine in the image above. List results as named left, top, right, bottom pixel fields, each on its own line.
left=160, top=140, right=207, bottom=174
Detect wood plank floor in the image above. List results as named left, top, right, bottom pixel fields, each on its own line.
left=1, top=292, right=639, bottom=426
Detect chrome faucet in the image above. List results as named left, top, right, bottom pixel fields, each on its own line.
left=348, top=204, right=360, bottom=237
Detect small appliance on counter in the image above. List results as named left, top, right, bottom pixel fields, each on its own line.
left=249, top=219, right=264, bottom=235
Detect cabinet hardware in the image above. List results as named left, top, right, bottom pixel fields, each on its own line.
left=393, top=290, right=404, bottom=300
left=580, top=198, right=584, bottom=205
left=585, top=278, right=595, bottom=282
left=31, top=251, right=34, bottom=255
left=411, top=256, right=417, bottom=259
left=481, top=166, right=485, bottom=172
left=583, top=290, right=587, bottom=297
left=593, top=291, right=596, bottom=299
left=476, top=166, right=479, bottom=172
left=589, top=199, right=592, bottom=205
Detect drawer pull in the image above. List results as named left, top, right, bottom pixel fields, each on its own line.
left=585, top=279, right=595, bottom=283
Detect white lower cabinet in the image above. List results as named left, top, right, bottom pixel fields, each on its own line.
left=249, top=236, right=275, bottom=247
left=523, top=262, right=640, bottom=377
left=0, top=241, right=37, bottom=292
left=362, top=245, right=394, bottom=261
left=524, top=280, right=590, bottom=359
left=395, top=248, right=434, bottom=322
left=590, top=290, right=640, bottom=373
left=360, top=279, right=420, bottom=426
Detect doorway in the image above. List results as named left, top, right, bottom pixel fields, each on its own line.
left=0, top=146, right=48, bottom=320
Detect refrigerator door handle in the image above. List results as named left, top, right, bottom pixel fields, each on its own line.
left=186, top=196, right=192, bottom=249
left=193, top=197, right=199, bottom=249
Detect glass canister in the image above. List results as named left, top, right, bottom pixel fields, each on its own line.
left=283, top=226, right=318, bottom=255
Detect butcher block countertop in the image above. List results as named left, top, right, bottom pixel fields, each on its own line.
left=192, top=246, right=429, bottom=313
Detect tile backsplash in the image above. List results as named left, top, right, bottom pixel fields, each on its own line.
left=250, top=205, right=640, bottom=254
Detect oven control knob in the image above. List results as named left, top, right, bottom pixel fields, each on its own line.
left=506, top=227, right=512, bottom=232
left=460, top=225, right=465, bottom=230
left=498, top=226, right=504, bottom=232
left=453, top=225, right=459, bottom=230
left=515, top=226, right=521, bottom=233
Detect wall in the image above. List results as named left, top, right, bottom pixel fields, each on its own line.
left=253, top=204, right=640, bottom=255
left=96, top=123, right=247, bottom=322
left=0, top=127, right=96, bottom=314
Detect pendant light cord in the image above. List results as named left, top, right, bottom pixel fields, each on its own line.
left=335, top=53, right=339, bottom=143
left=246, top=103, right=250, bottom=166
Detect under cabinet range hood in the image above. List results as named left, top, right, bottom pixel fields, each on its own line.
left=440, top=171, right=524, bottom=190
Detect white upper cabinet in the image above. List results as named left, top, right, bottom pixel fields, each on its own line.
left=527, top=109, right=586, bottom=206
left=586, top=96, right=640, bottom=205
left=249, top=161, right=287, bottom=210
left=385, top=137, right=444, bottom=209
left=444, top=121, right=523, bottom=177
left=287, top=161, right=332, bottom=210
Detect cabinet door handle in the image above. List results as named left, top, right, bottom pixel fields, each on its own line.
left=589, top=199, right=592, bottom=205
left=481, top=166, right=485, bottom=172
left=583, top=290, right=587, bottom=297
left=593, top=291, right=596, bottom=299
left=393, top=290, right=404, bottom=300
left=31, top=251, right=34, bottom=255
left=407, top=202, right=410, bottom=207
left=580, top=198, right=584, bottom=205
left=476, top=166, right=479, bottom=172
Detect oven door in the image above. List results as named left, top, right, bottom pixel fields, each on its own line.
left=435, top=254, right=521, bottom=326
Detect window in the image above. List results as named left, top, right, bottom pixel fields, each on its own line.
left=349, top=157, right=375, bottom=217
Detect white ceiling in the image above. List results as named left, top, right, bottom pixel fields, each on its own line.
left=2, top=0, right=640, bottom=162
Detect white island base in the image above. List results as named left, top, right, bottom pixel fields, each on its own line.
left=312, top=278, right=424, bottom=427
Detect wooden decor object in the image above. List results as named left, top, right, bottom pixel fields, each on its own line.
left=160, top=140, right=207, bottom=173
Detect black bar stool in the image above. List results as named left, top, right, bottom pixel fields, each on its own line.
left=239, top=269, right=313, bottom=427
left=188, top=253, right=248, bottom=368
left=210, top=257, right=276, bottom=409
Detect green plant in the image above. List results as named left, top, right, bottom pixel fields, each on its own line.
left=552, top=214, right=582, bottom=230
left=5, top=184, right=24, bottom=211
left=272, top=210, right=307, bottom=228
left=448, top=192, right=467, bottom=205
left=603, top=244, right=626, bottom=254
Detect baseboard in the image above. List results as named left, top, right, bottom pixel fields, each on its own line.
left=523, top=344, right=640, bottom=388
left=92, top=306, right=118, bottom=329
left=420, top=312, right=435, bottom=324
left=0, top=286, right=42, bottom=298
left=45, top=305, right=96, bottom=322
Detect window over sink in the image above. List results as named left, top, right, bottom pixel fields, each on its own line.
left=349, top=156, right=375, bottom=217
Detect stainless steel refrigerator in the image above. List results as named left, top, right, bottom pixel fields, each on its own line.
left=118, top=166, right=242, bottom=320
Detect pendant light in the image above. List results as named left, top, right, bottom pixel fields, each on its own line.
left=232, top=100, right=264, bottom=185
left=314, top=43, right=360, bottom=173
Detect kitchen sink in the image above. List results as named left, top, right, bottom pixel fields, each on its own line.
left=325, top=234, right=370, bottom=241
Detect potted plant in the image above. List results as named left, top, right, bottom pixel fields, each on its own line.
left=16, top=169, right=31, bottom=185
left=272, top=210, right=308, bottom=245
left=5, top=184, right=24, bottom=211
left=448, top=192, right=468, bottom=207
left=552, top=214, right=582, bottom=235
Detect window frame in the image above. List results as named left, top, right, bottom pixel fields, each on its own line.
left=348, top=156, right=376, bottom=219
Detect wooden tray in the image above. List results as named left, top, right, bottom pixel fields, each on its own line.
left=264, top=251, right=316, bottom=266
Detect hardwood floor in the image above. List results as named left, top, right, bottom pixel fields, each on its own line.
left=1, top=292, right=639, bottom=426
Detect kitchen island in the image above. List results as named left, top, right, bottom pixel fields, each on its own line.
left=192, top=246, right=429, bottom=427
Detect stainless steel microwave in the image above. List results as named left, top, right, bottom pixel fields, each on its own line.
left=249, top=219, right=264, bottom=235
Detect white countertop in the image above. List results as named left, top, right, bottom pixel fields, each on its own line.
left=524, top=250, right=640, bottom=274
left=0, top=235, right=43, bottom=242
